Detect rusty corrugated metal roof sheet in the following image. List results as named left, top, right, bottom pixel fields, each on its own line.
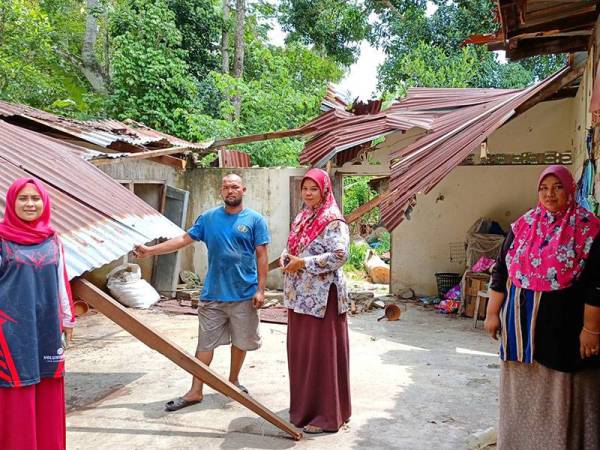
left=298, top=66, right=578, bottom=231
left=219, top=149, right=251, bottom=168
left=0, top=100, right=211, bottom=155
left=299, top=105, right=436, bottom=167
left=321, top=84, right=349, bottom=112
left=379, top=67, right=571, bottom=230
left=0, top=122, right=183, bottom=278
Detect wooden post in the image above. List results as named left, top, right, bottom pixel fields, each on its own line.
left=71, top=278, right=302, bottom=441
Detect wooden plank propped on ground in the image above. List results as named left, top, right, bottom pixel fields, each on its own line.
left=71, top=278, right=302, bottom=441
left=210, top=127, right=315, bottom=148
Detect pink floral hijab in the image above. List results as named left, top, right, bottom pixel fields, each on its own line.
left=287, top=168, right=344, bottom=256
left=507, top=165, right=600, bottom=291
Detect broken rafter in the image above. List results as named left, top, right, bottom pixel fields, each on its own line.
left=345, top=191, right=394, bottom=225
left=516, top=61, right=586, bottom=115
left=210, top=127, right=314, bottom=148
left=71, top=278, right=302, bottom=441
left=90, top=146, right=192, bottom=165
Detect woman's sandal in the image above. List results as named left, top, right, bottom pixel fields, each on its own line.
left=302, top=425, right=325, bottom=434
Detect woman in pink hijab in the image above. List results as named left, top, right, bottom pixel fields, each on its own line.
left=484, top=165, right=600, bottom=449
left=0, top=178, right=75, bottom=450
left=281, top=168, right=351, bottom=434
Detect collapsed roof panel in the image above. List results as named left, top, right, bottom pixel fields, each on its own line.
left=0, top=122, right=183, bottom=279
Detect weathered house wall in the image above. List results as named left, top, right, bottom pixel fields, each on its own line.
left=390, top=165, right=548, bottom=295
left=390, top=98, right=574, bottom=295
left=98, top=159, right=185, bottom=187
left=572, top=57, right=594, bottom=179
left=100, top=162, right=306, bottom=289
left=487, top=98, right=573, bottom=154
left=183, top=167, right=307, bottom=290
left=571, top=15, right=600, bottom=206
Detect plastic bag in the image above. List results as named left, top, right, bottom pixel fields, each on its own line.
left=106, top=264, right=160, bottom=309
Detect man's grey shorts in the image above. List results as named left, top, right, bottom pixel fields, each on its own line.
left=196, top=300, right=261, bottom=352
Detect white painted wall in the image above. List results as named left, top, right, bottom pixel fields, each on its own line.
left=390, top=165, right=558, bottom=296
left=487, top=98, right=573, bottom=154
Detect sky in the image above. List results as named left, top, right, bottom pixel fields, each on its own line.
left=268, top=2, right=441, bottom=101
left=266, top=2, right=507, bottom=101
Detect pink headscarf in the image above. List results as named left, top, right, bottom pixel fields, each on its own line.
left=507, top=165, right=600, bottom=291
left=287, top=168, right=344, bottom=256
left=0, top=178, right=56, bottom=245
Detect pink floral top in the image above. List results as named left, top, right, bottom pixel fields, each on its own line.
left=282, top=220, right=349, bottom=318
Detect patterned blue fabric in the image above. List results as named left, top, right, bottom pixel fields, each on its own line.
left=500, top=280, right=542, bottom=364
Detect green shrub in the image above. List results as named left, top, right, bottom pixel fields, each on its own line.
left=344, top=240, right=369, bottom=271
left=374, top=231, right=390, bottom=255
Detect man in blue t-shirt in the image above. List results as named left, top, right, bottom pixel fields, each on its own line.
left=133, top=174, right=270, bottom=411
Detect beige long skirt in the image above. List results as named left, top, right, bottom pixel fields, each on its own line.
left=498, top=361, right=600, bottom=450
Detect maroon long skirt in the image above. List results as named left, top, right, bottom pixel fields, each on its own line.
left=0, top=377, right=66, bottom=450
left=287, top=285, right=351, bottom=431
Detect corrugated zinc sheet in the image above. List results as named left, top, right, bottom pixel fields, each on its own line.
left=220, top=149, right=251, bottom=168
left=379, top=67, right=571, bottom=230
left=0, top=100, right=211, bottom=154
left=0, top=122, right=183, bottom=279
left=299, top=105, right=435, bottom=167
left=298, top=67, right=575, bottom=231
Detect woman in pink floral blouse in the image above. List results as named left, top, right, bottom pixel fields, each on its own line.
left=280, top=168, right=351, bottom=434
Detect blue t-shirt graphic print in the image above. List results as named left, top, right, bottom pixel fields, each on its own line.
left=187, top=206, right=270, bottom=301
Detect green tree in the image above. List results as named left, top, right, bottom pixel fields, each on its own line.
left=278, top=0, right=371, bottom=66
left=179, top=41, right=343, bottom=166
left=378, top=41, right=479, bottom=93
left=167, top=0, right=222, bottom=79
left=374, top=0, right=565, bottom=94
left=109, top=0, right=198, bottom=132
left=0, top=0, right=76, bottom=107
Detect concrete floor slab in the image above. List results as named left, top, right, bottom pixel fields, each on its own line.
left=66, top=303, right=499, bottom=449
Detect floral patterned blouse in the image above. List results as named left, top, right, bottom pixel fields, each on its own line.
left=282, top=220, right=350, bottom=318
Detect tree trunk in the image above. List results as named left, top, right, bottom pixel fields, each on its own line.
left=82, top=0, right=109, bottom=93
left=221, top=0, right=230, bottom=74
left=232, top=0, right=245, bottom=119
left=233, top=0, right=245, bottom=79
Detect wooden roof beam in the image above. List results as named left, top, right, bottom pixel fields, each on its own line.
left=91, top=146, right=192, bottom=165
left=515, top=61, right=586, bottom=115
left=506, top=9, right=597, bottom=37
left=71, top=278, right=302, bottom=441
left=209, top=127, right=313, bottom=148
left=507, top=35, right=590, bottom=60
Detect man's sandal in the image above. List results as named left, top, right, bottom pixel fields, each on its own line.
left=234, top=381, right=249, bottom=394
left=164, top=397, right=201, bottom=412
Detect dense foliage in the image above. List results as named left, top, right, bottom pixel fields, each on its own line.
left=0, top=0, right=569, bottom=167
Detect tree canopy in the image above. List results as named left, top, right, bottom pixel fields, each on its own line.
left=0, top=0, right=569, bottom=167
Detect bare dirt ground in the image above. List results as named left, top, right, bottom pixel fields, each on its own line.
left=65, top=295, right=500, bottom=450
